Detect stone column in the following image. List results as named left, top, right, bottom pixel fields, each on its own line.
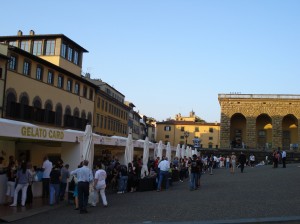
left=272, top=116, right=282, bottom=150
left=246, top=117, right=256, bottom=149
left=297, top=119, right=300, bottom=151
left=220, top=113, right=230, bottom=149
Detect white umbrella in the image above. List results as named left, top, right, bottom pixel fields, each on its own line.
left=175, top=144, right=181, bottom=158
left=157, top=140, right=163, bottom=160
left=140, top=137, right=150, bottom=178
left=166, top=142, right=171, bottom=161
left=180, top=145, right=185, bottom=159
left=82, top=124, right=94, bottom=169
left=188, top=146, right=193, bottom=158
left=124, top=133, right=134, bottom=167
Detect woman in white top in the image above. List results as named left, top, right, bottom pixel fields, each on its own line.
left=230, top=152, right=236, bottom=174
left=93, top=162, right=108, bottom=207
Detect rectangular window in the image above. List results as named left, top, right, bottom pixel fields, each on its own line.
left=100, top=115, right=104, bottom=128
left=164, top=126, right=171, bottom=131
left=97, top=97, right=100, bottom=108
left=96, top=114, right=100, bottom=127
left=74, top=82, right=80, bottom=95
left=9, top=55, right=17, bottom=70
left=67, top=79, right=72, bottom=92
left=61, top=43, right=67, bottom=58
left=89, top=89, right=93, bottom=100
left=165, top=135, right=170, bottom=138
left=45, top=40, right=55, bottom=55
left=181, top=127, right=185, bottom=131
left=58, top=75, right=64, bottom=88
left=67, top=47, right=73, bottom=61
left=209, top=128, right=214, bottom=133
left=102, top=99, right=105, bottom=110
left=23, top=61, right=31, bottom=76
left=74, top=50, right=79, bottom=64
left=195, top=127, right=199, bottom=132
left=83, top=86, right=87, bottom=98
left=0, top=68, right=2, bottom=79
left=20, top=41, right=29, bottom=52
left=47, top=70, right=54, bottom=84
left=33, top=40, right=43, bottom=55
left=36, top=66, right=43, bottom=80
left=209, top=137, right=213, bottom=140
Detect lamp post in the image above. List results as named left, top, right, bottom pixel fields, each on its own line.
left=184, top=131, right=189, bottom=147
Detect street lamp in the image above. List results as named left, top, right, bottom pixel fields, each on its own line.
left=184, top=131, right=189, bottom=147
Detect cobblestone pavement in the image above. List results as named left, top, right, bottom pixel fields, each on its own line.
left=7, top=163, right=300, bottom=224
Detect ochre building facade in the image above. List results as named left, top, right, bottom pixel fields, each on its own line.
left=218, top=94, right=300, bottom=150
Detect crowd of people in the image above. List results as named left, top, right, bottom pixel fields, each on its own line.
left=1, top=148, right=288, bottom=214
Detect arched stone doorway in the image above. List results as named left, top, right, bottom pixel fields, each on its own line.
left=256, top=114, right=272, bottom=150
left=230, top=113, right=246, bottom=148
left=282, top=114, right=298, bottom=150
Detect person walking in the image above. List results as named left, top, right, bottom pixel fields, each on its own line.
left=225, top=155, right=230, bottom=169
left=59, top=164, right=70, bottom=201
left=238, top=152, right=247, bottom=173
left=5, top=160, right=17, bottom=205
left=208, top=155, right=214, bottom=175
left=249, top=154, right=255, bottom=167
left=282, top=149, right=287, bottom=168
left=93, top=162, right=108, bottom=207
left=230, top=152, right=236, bottom=174
left=10, top=162, right=31, bottom=207
left=70, top=160, right=93, bottom=214
left=157, top=157, right=170, bottom=192
left=49, top=162, right=61, bottom=205
left=42, top=155, right=52, bottom=199
left=117, top=164, right=128, bottom=194
left=188, top=155, right=199, bottom=191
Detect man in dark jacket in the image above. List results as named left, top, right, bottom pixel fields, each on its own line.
left=239, top=152, right=247, bottom=173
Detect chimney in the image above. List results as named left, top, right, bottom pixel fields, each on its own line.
left=17, top=30, right=23, bottom=36
left=29, top=30, right=35, bottom=35
left=85, top=73, right=91, bottom=79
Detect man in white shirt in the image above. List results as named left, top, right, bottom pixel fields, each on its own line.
left=157, top=157, right=170, bottom=192
left=282, top=150, right=287, bottom=168
left=42, top=155, right=52, bottom=198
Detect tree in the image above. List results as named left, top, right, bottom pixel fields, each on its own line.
left=195, top=116, right=206, bottom=123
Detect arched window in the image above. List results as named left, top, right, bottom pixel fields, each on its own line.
left=19, top=93, right=30, bottom=120
left=64, top=106, right=72, bottom=127
left=73, top=107, right=81, bottom=129
left=55, top=104, right=62, bottom=126
left=5, top=92, right=17, bottom=118
left=33, top=96, right=43, bottom=122
left=44, top=100, right=54, bottom=124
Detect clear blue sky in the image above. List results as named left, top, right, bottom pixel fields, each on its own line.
left=2, top=0, right=300, bottom=122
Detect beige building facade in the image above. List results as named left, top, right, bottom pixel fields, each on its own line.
left=0, top=31, right=97, bottom=175
left=88, top=78, right=130, bottom=137
left=0, top=32, right=96, bottom=130
left=156, top=112, right=220, bottom=149
left=218, top=94, right=300, bottom=150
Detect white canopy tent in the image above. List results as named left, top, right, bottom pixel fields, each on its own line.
left=81, top=124, right=94, bottom=169
left=157, top=140, right=163, bottom=160
left=175, top=144, right=181, bottom=158
left=124, top=133, right=134, bottom=167
left=166, top=142, right=171, bottom=161
left=140, top=137, right=150, bottom=178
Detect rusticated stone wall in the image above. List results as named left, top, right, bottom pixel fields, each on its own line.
left=218, top=94, right=300, bottom=150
